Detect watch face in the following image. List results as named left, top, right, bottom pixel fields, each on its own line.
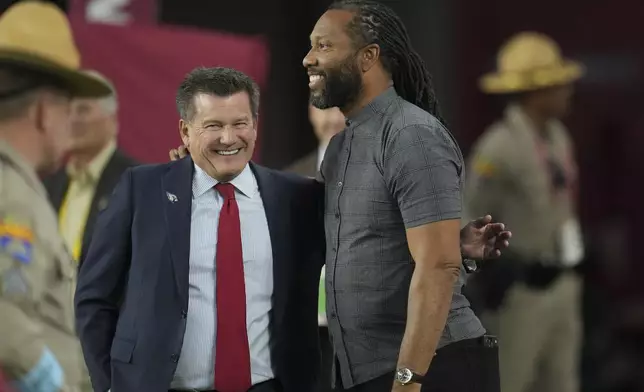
left=396, top=368, right=413, bottom=384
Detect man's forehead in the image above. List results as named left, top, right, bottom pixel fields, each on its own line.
left=192, top=92, right=253, bottom=120
left=72, top=98, right=98, bottom=110
left=74, top=98, right=96, bottom=105
left=193, top=91, right=250, bottom=109
left=310, top=9, right=355, bottom=40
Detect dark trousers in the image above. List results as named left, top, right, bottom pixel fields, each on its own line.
left=333, top=337, right=500, bottom=392
left=316, top=326, right=334, bottom=392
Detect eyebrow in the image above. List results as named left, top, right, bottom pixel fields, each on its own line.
left=203, top=116, right=251, bottom=123
left=310, top=33, right=330, bottom=42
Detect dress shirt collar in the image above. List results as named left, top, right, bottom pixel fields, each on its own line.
left=0, top=140, right=47, bottom=198
left=505, top=104, right=565, bottom=142
left=67, top=139, right=116, bottom=184
left=192, top=162, right=257, bottom=199
left=345, top=85, right=397, bottom=127
left=317, top=142, right=328, bottom=171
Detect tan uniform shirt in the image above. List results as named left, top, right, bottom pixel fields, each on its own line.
left=0, top=140, right=83, bottom=391
left=464, top=105, right=583, bottom=265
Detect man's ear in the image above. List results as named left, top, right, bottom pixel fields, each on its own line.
left=179, top=119, right=190, bottom=146
left=360, top=43, right=380, bottom=73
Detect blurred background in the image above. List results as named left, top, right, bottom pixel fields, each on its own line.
left=3, top=0, right=643, bottom=390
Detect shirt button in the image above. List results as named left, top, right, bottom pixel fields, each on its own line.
left=332, top=247, right=337, bottom=253
left=171, top=354, right=179, bottom=363
left=330, top=311, right=337, bottom=319
left=181, top=310, right=187, bottom=319
left=334, top=212, right=340, bottom=219
left=337, top=181, right=343, bottom=187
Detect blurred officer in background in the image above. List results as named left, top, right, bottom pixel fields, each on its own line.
left=43, top=70, right=138, bottom=267
left=287, top=105, right=345, bottom=177
left=0, top=1, right=111, bottom=391
left=465, top=32, right=585, bottom=392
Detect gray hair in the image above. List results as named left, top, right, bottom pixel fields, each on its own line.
left=176, top=67, right=260, bottom=121
left=82, top=70, right=118, bottom=115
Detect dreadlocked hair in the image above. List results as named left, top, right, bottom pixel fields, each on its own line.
left=328, top=0, right=443, bottom=122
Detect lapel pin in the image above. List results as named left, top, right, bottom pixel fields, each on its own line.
left=166, top=192, right=178, bottom=203
left=98, top=197, right=109, bottom=211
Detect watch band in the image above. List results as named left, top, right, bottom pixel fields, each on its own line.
left=395, top=367, right=424, bottom=385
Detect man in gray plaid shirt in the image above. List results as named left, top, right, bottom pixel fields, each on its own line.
left=303, top=1, right=511, bottom=391
left=168, top=3, right=512, bottom=389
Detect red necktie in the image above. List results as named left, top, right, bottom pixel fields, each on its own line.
left=214, top=183, right=252, bottom=392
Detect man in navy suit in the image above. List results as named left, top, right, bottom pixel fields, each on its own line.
left=75, top=67, right=324, bottom=392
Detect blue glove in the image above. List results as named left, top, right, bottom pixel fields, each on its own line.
left=12, top=348, right=63, bottom=392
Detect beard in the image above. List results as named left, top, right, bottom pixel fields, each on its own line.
left=309, top=54, right=362, bottom=110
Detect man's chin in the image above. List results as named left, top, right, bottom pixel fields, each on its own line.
left=201, top=155, right=247, bottom=182
left=211, top=167, right=243, bottom=183
left=309, top=94, right=331, bottom=110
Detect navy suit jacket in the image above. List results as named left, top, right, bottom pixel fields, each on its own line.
left=75, top=157, right=325, bottom=392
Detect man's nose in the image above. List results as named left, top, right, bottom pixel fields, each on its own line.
left=219, top=128, right=236, bottom=145
left=302, top=50, right=316, bottom=68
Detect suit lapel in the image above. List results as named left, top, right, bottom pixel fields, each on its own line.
left=250, top=163, right=291, bottom=327
left=80, top=151, right=124, bottom=261
left=46, top=171, right=70, bottom=211
left=162, top=156, right=194, bottom=304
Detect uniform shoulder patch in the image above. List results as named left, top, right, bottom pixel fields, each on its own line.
left=0, top=216, right=34, bottom=264
left=472, top=157, right=498, bottom=178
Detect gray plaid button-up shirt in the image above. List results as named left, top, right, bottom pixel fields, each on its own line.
left=320, top=87, right=485, bottom=388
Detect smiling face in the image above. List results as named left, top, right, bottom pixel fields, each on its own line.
left=179, top=91, right=256, bottom=182
left=303, top=9, right=364, bottom=110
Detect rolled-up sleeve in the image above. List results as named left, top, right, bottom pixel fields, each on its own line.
left=383, top=122, right=464, bottom=228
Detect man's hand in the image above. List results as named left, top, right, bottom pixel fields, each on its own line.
left=460, top=215, right=512, bottom=261
left=169, top=145, right=190, bottom=161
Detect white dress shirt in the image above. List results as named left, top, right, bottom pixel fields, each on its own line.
left=170, top=164, right=274, bottom=389
left=316, top=142, right=328, bottom=172
left=317, top=142, right=328, bottom=327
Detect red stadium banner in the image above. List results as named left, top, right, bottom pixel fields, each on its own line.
left=69, top=21, right=269, bottom=163
left=68, top=0, right=157, bottom=26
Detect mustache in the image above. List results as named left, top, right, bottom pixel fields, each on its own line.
left=307, top=68, right=327, bottom=77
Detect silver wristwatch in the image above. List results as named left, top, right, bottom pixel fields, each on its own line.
left=462, top=257, right=479, bottom=273
left=395, top=367, right=424, bottom=385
